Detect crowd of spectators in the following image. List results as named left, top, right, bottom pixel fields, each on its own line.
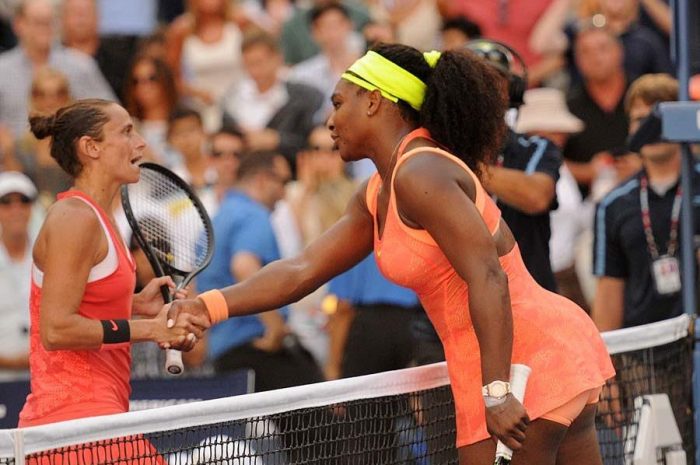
left=0, top=0, right=699, bottom=397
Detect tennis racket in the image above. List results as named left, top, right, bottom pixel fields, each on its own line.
left=494, top=364, right=532, bottom=465
left=121, top=162, right=215, bottom=375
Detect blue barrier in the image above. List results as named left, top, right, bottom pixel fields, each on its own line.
left=0, top=370, right=252, bottom=429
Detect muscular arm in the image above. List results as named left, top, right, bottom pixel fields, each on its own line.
left=591, top=277, right=625, bottom=331
left=394, top=154, right=512, bottom=384
left=37, top=201, right=186, bottom=351
left=482, top=166, right=556, bottom=214
left=216, top=183, right=375, bottom=317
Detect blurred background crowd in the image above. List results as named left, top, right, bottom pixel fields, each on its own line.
left=0, top=0, right=699, bottom=395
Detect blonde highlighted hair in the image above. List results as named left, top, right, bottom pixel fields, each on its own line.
left=624, top=74, right=678, bottom=113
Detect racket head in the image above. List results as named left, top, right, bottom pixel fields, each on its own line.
left=120, top=162, right=215, bottom=294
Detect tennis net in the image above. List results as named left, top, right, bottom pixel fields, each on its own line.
left=0, top=314, right=693, bottom=465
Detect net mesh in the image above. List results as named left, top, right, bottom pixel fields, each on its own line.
left=122, top=165, right=211, bottom=274
left=0, top=315, right=693, bottom=465
left=597, top=315, right=695, bottom=464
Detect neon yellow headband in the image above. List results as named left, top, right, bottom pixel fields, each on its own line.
left=341, top=50, right=441, bottom=111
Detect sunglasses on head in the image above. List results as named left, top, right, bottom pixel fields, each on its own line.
left=0, top=194, right=33, bottom=206
left=132, top=74, right=159, bottom=85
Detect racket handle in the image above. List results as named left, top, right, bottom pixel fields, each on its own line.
left=162, top=281, right=185, bottom=376
left=165, top=349, right=184, bottom=376
left=494, top=364, right=532, bottom=464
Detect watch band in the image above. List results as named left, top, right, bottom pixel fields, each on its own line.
left=484, top=395, right=510, bottom=408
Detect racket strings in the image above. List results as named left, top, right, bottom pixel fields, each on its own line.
left=127, top=169, right=211, bottom=273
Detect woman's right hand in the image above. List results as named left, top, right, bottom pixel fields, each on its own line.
left=160, top=298, right=212, bottom=350
left=485, top=395, right=530, bottom=451
left=152, top=305, right=202, bottom=351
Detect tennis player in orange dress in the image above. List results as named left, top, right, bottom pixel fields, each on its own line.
left=18, top=100, right=205, bottom=464
left=167, top=44, right=615, bottom=465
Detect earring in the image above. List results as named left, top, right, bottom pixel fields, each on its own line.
left=367, top=111, right=371, bottom=116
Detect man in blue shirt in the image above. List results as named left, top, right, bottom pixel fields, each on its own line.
left=327, top=254, right=426, bottom=464
left=327, top=253, right=421, bottom=379
left=197, top=151, right=323, bottom=392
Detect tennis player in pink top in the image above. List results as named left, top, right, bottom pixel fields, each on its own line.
left=19, top=99, right=204, bottom=430
left=167, top=44, right=615, bottom=464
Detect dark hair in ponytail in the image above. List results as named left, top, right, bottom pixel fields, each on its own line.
left=29, top=99, right=113, bottom=177
left=28, top=113, right=56, bottom=140
left=371, top=44, right=507, bottom=176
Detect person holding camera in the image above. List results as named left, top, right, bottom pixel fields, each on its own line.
left=592, top=74, right=700, bottom=330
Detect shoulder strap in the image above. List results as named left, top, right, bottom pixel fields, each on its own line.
left=397, top=127, right=432, bottom=155
left=57, top=191, right=134, bottom=268
left=365, top=173, right=382, bottom=216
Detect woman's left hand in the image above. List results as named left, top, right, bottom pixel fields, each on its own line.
left=133, top=276, right=189, bottom=318
left=485, top=395, right=530, bottom=451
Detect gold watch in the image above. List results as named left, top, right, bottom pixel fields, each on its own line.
left=481, top=380, right=511, bottom=398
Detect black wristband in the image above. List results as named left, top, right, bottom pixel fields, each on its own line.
left=101, top=319, right=130, bottom=344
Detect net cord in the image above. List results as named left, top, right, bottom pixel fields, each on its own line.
left=2, top=363, right=450, bottom=456
left=602, top=314, right=689, bottom=354
left=0, top=314, right=691, bottom=458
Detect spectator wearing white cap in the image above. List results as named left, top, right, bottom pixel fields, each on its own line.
left=0, top=171, right=38, bottom=381
left=515, top=87, right=591, bottom=311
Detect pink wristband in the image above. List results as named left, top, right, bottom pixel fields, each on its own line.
left=198, top=290, right=228, bottom=324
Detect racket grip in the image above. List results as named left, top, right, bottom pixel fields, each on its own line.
left=165, top=349, right=184, bottom=376
left=494, top=364, right=532, bottom=463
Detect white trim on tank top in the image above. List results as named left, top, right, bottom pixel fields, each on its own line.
left=32, top=197, right=119, bottom=286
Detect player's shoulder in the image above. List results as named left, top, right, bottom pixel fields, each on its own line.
left=397, top=149, right=466, bottom=188
left=395, top=149, right=477, bottom=210
left=44, top=197, right=101, bottom=235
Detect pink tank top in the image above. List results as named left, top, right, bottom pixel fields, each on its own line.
left=367, top=128, right=614, bottom=446
left=19, top=191, right=136, bottom=427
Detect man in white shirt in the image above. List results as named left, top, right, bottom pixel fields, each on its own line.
left=221, top=30, right=323, bottom=172
left=0, top=0, right=115, bottom=136
left=288, top=3, right=360, bottom=125
left=0, top=172, right=37, bottom=381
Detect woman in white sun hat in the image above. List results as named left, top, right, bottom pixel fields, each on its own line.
left=515, top=87, right=592, bottom=311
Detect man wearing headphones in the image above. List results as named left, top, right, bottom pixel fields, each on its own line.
left=468, top=39, right=562, bottom=292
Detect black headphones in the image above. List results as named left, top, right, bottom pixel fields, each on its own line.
left=464, top=39, right=528, bottom=108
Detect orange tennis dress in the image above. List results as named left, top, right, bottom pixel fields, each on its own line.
left=368, top=129, right=615, bottom=447
left=19, top=190, right=136, bottom=427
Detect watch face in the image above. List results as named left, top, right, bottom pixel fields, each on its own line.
left=490, top=383, right=508, bottom=397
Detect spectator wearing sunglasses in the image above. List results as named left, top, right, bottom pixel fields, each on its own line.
left=15, top=68, right=73, bottom=208
left=199, top=126, right=246, bottom=216
left=0, top=172, right=38, bottom=381
left=123, top=54, right=181, bottom=165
